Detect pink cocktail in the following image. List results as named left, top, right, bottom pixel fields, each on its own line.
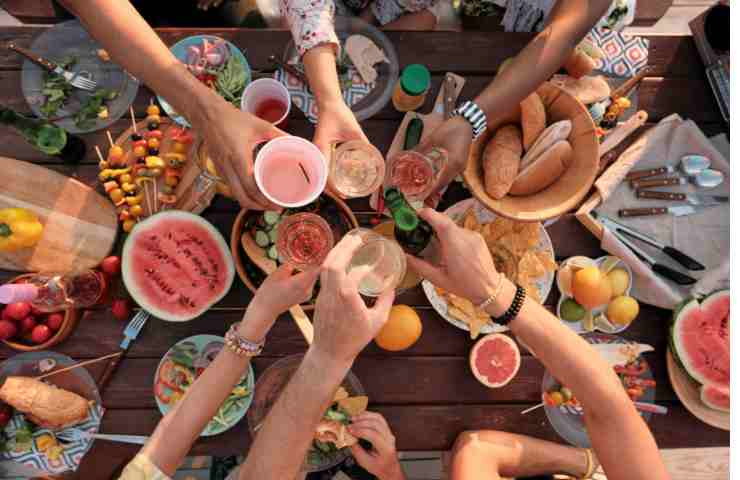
left=385, top=148, right=447, bottom=202
left=276, top=213, right=334, bottom=270
left=255, top=136, right=328, bottom=208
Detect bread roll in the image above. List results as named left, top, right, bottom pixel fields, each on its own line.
left=483, top=125, right=522, bottom=199
left=509, top=140, right=572, bottom=196
left=520, top=120, right=572, bottom=170
left=0, top=377, right=89, bottom=430
left=520, top=93, right=546, bottom=151
left=550, top=75, right=611, bottom=105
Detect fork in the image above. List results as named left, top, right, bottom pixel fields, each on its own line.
left=57, top=427, right=148, bottom=445
left=8, top=42, right=98, bottom=91
left=98, top=310, right=150, bottom=392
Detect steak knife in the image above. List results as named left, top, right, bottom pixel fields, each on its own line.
left=618, top=203, right=720, bottom=218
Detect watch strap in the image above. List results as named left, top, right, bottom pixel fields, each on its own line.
left=452, top=100, right=487, bottom=140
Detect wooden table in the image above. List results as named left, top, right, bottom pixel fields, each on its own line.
left=0, top=28, right=729, bottom=479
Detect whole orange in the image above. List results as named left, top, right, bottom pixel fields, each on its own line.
left=573, top=266, right=612, bottom=309
left=375, top=305, right=422, bottom=351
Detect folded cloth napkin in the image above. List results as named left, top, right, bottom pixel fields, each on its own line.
left=594, top=114, right=730, bottom=310
left=0, top=403, right=104, bottom=475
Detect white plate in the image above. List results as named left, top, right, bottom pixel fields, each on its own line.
left=556, top=256, right=634, bottom=334
left=422, top=198, right=555, bottom=337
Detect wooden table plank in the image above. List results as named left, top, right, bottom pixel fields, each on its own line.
left=0, top=29, right=708, bottom=79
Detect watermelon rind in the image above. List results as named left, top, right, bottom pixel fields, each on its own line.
left=700, top=384, right=730, bottom=413
left=122, top=211, right=235, bottom=322
left=670, top=290, right=730, bottom=388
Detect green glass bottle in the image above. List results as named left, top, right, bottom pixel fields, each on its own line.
left=384, top=187, right=433, bottom=256
left=0, top=108, right=85, bottom=163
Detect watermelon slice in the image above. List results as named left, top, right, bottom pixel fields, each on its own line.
left=700, top=383, right=730, bottom=412
left=469, top=334, right=521, bottom=388
left=122, top=211, right=235, bottom=322
left=670, top=290, right=730, bottom=410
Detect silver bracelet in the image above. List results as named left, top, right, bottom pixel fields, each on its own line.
left=451, top=100, right=487, bottom=140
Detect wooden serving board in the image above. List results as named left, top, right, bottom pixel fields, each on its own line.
left=0, top=157, right=118, bottom=272
left=370, top=72, right=465, bottom=210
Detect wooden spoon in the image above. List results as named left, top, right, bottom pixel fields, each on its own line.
left=241, top=233, right=314, bottom=344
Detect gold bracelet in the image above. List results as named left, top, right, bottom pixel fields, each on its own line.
left=578, top=448, right=595, bottom=479
left=224, top=323, right=264, bottom=358
left=476, top=273, right=504, bottom=311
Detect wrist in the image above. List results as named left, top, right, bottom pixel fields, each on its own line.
left=471, top=271, right=502, bottom=306
left=239, top=302, right=277, bottom=341
left=306, top=345, right=354, bottom=377
left=484, top=277, right=517, bottom=319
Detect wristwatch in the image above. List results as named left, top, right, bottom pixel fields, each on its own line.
left=451, top=100, right=487, bottom=140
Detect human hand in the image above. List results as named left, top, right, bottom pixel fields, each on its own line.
left=311, top=235, right=395, bottom=366
left=242, top=264, right=319, bottom=341
left=406, top=208, right=500, bottom=305
left=200, top=103, right=286, bottom=209
left=314, top=98, right=367, bottom=165
left=414, top=116, right=473, bottom=205
left=349, top=412, right=405, bottom=480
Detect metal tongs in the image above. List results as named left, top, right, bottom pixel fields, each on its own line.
left=592, top=213, right=699, bottom=285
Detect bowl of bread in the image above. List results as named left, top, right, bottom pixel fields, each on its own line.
left=464, top=81, right=599, bottom=222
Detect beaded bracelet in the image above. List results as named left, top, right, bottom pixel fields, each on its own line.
left=493, top=284, right=525, bottom=326
left=224, top=323, right=264, bottom=358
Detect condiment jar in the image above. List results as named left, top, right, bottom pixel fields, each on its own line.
left=392, top=64, right=431, bottom=112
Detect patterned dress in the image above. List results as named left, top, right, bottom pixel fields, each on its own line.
left=280, top=0, right=439, bottom=56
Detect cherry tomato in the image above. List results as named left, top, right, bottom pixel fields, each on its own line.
left=145, top=130, right=163, bottom=140
left=133, top=139, right=147, bottom=149
left=147, top=138, right=160, bottom=150
left=133, top=145, right=147, bottom=158
left=146, top=104, right=160, bottom=116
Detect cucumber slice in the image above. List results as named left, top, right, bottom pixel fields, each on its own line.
left=268, top=245, right=278, bottom=260
left=269, top=228, right=278, bottom=244
left=254, top=230, right=270, bottom=248
left=264, top=211, right=281, bottom=225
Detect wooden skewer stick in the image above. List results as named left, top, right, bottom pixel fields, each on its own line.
left=106, top=130, right=115, bottom=148
left=520, top=403, right=545, bottom=415
left=298, top=162, right=311, bottom=184
left=36, top=352, right=123, bottom=381
left=129, top=106, right=137, bottom=133
left=153, top=180, right=159, bottom=214
left=94, top=145, right=106, bottom=163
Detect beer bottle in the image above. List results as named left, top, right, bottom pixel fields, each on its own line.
left=384, top=187, right=433, bottom=255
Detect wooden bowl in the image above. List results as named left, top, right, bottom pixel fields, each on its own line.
left=2, top=275, right=79, bottom=352
left=230, top=191, right=359, bottom=310
left=463, top=82, right=599, bottom=222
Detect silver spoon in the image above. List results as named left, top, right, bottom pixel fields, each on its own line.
left=681, top=155, right=711, bottom=175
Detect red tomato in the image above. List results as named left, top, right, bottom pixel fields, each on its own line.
left=30, top=324, right=52, bottom=344
left=46, top=313, right=65, bottom=331
left=158, top=360, right=186, bottom=391
left=155, top=381, right=176, bottom=404
left=4, top=303, right=31, bottom=321
left=0, top=320, right=17, bottom=340
left=18, top=316, right=36, bottom=335
left=100, top=256, right=121, bottom=276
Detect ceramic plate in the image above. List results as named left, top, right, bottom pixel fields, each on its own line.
left=154, top=334, right=254, bottom=436
left=21, top=20, right=139, bottom=134
left=543, top=333, right=655, bottom=448
left=423, top=198, right=555, bottom=336
left=158, top=35, right=251, bottom=127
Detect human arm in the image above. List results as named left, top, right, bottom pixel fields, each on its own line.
left=416, top=0, right=612, bottom=201
left=58, top=0, right=283, bottom=209
left=238, top=235, right=395, bottom=480
left=349, top=412, right=406, bottom=480
left=137, top=264, right=318, bottom=476
left=407, top=209, right=670, bottom=480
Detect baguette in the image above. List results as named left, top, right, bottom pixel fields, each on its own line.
left=0, top=377, right=89, bottom=430
left=520, top=93, right=546, bottom=151
left=509, top=140, right=572, bottom=196
left=483, top=125, right=522, bottom=199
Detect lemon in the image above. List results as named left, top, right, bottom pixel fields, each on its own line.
left=375, top=305, right=423, bottom=351
left=606, top=268, right=630, bottom=298
left=607, top=296, right=639, bottom=326
left=599, top=256, right=622, bottom=274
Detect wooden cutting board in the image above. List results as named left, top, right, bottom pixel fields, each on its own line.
left=0, top=157, right=118, bottom=272
left=370, top=72, right=465, bottom=210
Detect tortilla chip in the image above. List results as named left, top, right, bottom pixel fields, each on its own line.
left=463, top=209, right=481, bottom=232
left=468, top=313, right=490, bottom=339
left=333, top=387, right=349, bottom=402
left=315, top=420, right=358, bottom=448
left=488, top=217, right=514, bottom=243
left=338, top=396, right=368, bottom=416
left=519, top=223, right=541, bottom=248
left=519, top=251, right=546, bottom=279
left=536, top=251, right=557, bottom=272
left=523, top=280, right=541, bottom=303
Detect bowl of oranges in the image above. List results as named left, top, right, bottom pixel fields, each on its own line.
left=556, top=256, right=638, bottom=333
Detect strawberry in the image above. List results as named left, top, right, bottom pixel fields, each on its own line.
left=46, top=313, right=65, bottom=332
left=4, top=303, right=31, bottom=322
left=30, top=324, right=52, bottom=345
left=111, top=299, right=131, bottom=321
left=100, top=256, right=121, bottom=276
left=0, top=320, right=17, bottom=340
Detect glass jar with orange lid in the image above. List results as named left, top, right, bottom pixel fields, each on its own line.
left=392, top=64, right=431, bottom=112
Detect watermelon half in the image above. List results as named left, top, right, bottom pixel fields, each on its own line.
left=122, top=211, right=235, bottom=322
left=670, top=290, right=730, bottom=411
left=469, top=334, right=521, bottom=388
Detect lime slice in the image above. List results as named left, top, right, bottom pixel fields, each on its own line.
left=560, top=298, right=586, bottom=322
left=594, top=312, right=618, bottom=333
left=599, top=256, right=622, bottom=274
left=582, top=310, right=595, bottom=332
